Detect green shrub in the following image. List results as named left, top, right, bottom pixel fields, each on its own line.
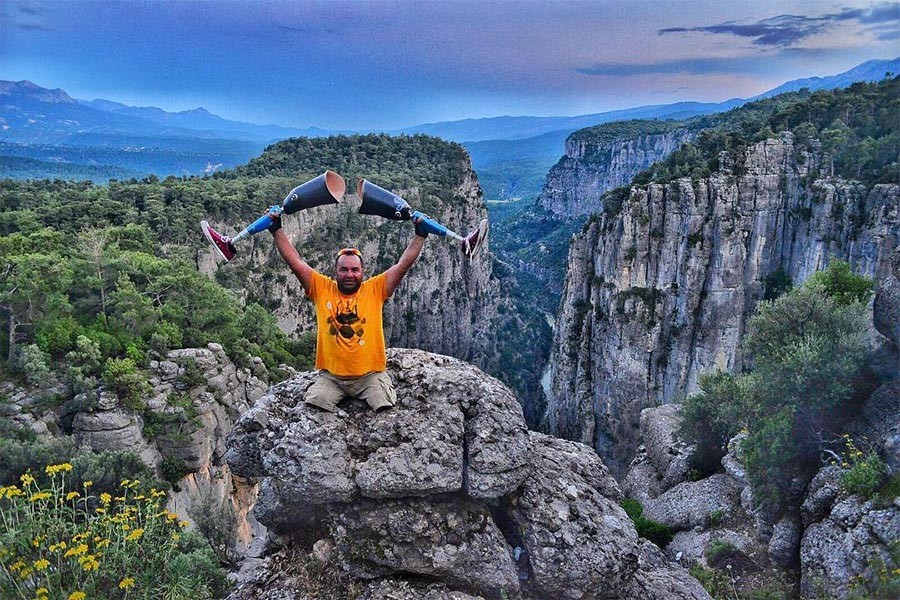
left=686, top=262, right=872, bottom=510
left=689, top=564, right=735, bottom=600
left=679, top=371, right=745, bottom=477
left=0, top=437, right=77, bottom=486
left=101, top=357, right=150, bottom=411
left=839, top=435, right=887, bottom=499
left=16, top=344, right=52, bottom=387
left=162, top=456, right=190, bottom=490
left=621, top=498, right=674, bottom=547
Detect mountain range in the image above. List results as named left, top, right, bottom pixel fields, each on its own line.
left=0, top=57, right=896, bottom=186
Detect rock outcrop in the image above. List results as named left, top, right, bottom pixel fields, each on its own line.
left=549, top=133, right=900, bottom=476
left=538, top=127, right=696, bottom=217
left=800, top=495, right=900, bottom=599
left=226, top=348, right=711, bottom=599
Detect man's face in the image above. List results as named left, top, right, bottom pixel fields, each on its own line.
left=335, top=254, right=363, bottom=294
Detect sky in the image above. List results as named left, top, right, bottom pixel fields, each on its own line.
left=1, top=0, right=898, bottom=130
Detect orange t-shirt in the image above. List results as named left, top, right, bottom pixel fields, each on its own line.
left=306, top=270, right=390, bottom=377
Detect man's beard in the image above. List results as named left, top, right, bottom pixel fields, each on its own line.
left=338, top=279, right=361, bottom=294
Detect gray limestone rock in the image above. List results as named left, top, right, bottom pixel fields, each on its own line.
left=801, top=465, right=845, bottom=527
left=330, top=497, right=518, bottom=595
left=800, top=496, right=900, bottom=599
left=227, top=349, right=531, bottom=520
left=623, top=447, right=663, bottom=505
left=768, top=514, right=801, bottom=568
left=639, top=404, right=694, bottom=490
left=873, top=246, right=900, bottom=351
left=625, top=539, right=714, bottom=600
left=507, top=431, right=638, bottom=599
left=643, top=474, right=743, bottom=531
left=356, top=580, right=486, bottom=600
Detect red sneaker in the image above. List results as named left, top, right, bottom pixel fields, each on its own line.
left=461, top=219, right=489, bottom=257
left=201, top=220, right=236, bottom=262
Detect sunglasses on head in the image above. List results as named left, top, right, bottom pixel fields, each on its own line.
left=337, top=247, right=362, bottom=258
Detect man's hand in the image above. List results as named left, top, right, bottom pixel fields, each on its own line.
left=414, top=215, right=430, bottom=238
left=266, top=208, right=282, bottom=233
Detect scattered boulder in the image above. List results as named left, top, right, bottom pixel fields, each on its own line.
left=643, top=474, right=743, bottom=531
left=801, top=465, right=844, bottom=527
left=767, top=513, right=801, bottom=568
left=800, top=495, right=900, bottom=599
left=639, top=404, right=694, bottom=490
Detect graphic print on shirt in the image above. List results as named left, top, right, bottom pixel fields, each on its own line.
left=326, top=297, right=367, bottom=345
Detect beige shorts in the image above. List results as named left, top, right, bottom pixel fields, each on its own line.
left=304, top=370, right=396, bottom=413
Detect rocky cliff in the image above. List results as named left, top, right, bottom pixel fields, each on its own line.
left=548, top=133, right=900, bottom=477
left=225, top=348, right=712, bottom=599
left=537, top=126, right=696, bottom=218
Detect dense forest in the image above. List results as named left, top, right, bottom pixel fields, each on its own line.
left=633, top=77, right=899, bottom=186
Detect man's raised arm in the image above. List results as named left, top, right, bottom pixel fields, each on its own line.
left=385, top=233, right=425, bottom=296
left=270, top=220, right=314, bottom=293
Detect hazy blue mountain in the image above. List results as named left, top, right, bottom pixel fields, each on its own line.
left=1, top=58, right=895, bottom=183
left=465, top=58, right=899, bottom=199
left=755, top=57, right=900, bottom=99
left=79, top=98, right=337, bottom=142
left=394, top=100, right=743, bottom=143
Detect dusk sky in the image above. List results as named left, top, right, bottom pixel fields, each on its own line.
left=2, top=0, right=898, bottom=130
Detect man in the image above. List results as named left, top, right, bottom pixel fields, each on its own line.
left=268, top=210, right=427, bottom=413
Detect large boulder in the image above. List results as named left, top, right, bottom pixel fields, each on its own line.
left=638, top=404, right=694, bottom=490
left=227, top=349, right=530, bottom=513
left=643, top=474, right=743, bottom=531
left=507, top=432, right=637, bottom=598
left=225, top=349, right=712, bottom=599
left=800, top=495, right=900, bottom=599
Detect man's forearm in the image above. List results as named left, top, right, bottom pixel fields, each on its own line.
left=272, top=229, right=313, bottom=291
left=385, top=234, right=425, bottom=295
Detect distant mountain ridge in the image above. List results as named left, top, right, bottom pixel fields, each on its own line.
left=1, top=57, right=896, bottom=182
left=78, top=98, right=336, bottom=142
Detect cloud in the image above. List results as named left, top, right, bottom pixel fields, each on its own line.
left=659, top=3, right=900, bottom=47
left=576, top=57, right=765, bottom=77
left=10, top=0, right=52, bottom=31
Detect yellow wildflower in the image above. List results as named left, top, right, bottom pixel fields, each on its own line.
left=33, top=559, right=50, bottom=571
left=68, top=592, right=87, bottom=600
left=45, top=463, right=73, bottom=476
left=178, top=520, right=189, bottom=528
left=100, top=493, right=111, bottom=505
left=64, top=543, right=88, bottom=557
left=66, top=491, right=81, bottom=501
left=36, top=587, right=49, bottom=599
left=80, top=555, right=100, bottom=571
left=10, top=559, right=25, bottom=571
left=83, top=480, right=92, bottom=488
left=125, top=528, right=144, bottom=541
left=119, top=577, right=136, bottom=590
left=29, top=492, right=51, bottom=502
left=5, top=486, right=25, bottom=499
left=20, top=473, right=35, bottom=486
left=95, top=507, right=106, bottom=514
left=121, top=478, right=130, bottom=487
left=50, top=541, right=67, bottom=552
left=95, top=539, right=110, bottom=549
left=32, top=535, right=46, bottom=547
left=18, top=566, right=33, bottom=579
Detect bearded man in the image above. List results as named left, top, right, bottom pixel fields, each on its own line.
left=268, top=210, right=428, bottom=412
